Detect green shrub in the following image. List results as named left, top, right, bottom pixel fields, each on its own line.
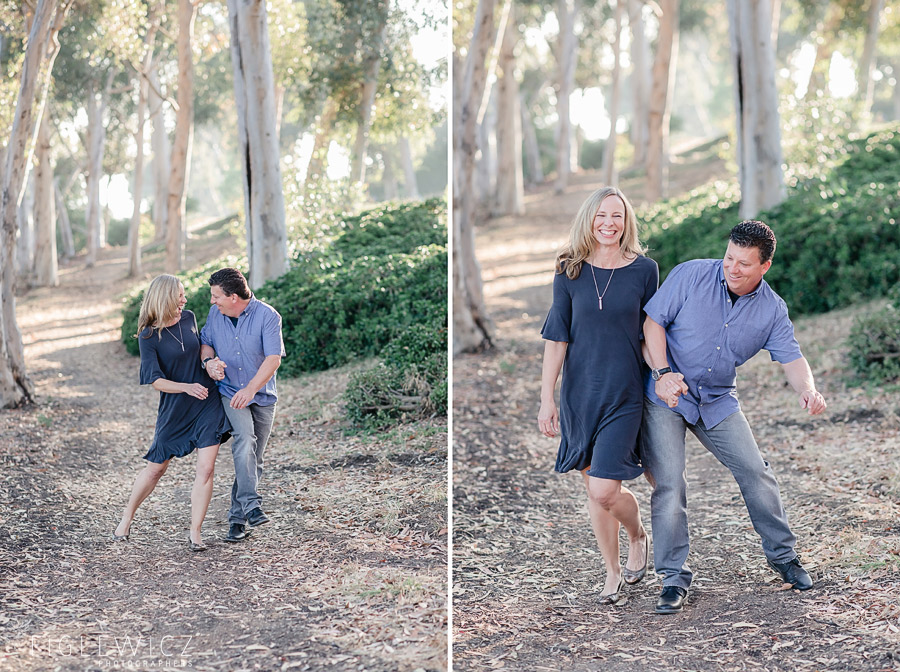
left=642, top=125, right=900, bottom=316
left=847, top=287, right=900, bottom=384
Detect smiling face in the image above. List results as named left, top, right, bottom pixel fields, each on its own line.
left=723, top=241, right=772, bottom=296
left=592, top=194, right=626, bottom=250
left=175, top=284, right=186, bottom=313
left=210, top=284, right=240, bottom=318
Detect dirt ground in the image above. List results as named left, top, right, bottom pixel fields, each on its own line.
left=0, top=226, right=447, bottom=671
left=452, top=165, right=900, bottom=671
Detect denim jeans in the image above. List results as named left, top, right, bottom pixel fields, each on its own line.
left=640, top=397, right=797, bottom=589
left=221, top=398, right=276, bottom=524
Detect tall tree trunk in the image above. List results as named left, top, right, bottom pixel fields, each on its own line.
left=166, top=0, right=197, bottom=273
left=646, top=0, right=679, bottom=202
left=1, top=0, right=70, bottom=408
left=493, top=11, right=524, bottom=216
left=554, top=0, right=578, bottom=194
left=227, top=0, right=289, bottom=289
left=33, top=103, right=57, bottom=287
left=770, top=0, right=782, bottom=51
left=55, top=178, right=74, bottom=258
left=84, top=71, right=113, bottom=267
left=398, top=136, right=419, bottom=199
left=521, top=96, right=543, bottom=186
left=858, top=0, right=884, bottom=121
left=453, top=0, right=501, bottom=353
left=602, top=0, right=625, bottom=186
left=629, top=0, right=651, bottom=168
left=128, top=64, right=151, bottom=277
left=305, top=97, right=337, bottom=189
left=350, top=2, right=389, bottom=185
left=17, top=177, right=34, bottom=277
left=804, top=5, right=843, bottom=100
left=382, top=147, right=399, bottom=200
left=475, top=89, right=496, bottom=206
left=148, top=61, right=169, bottom=242
left=728, top=0, right=785, bottom=219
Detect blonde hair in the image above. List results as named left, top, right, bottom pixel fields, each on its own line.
left=136, top=274, right=184, bottom=339
left=555, top=186, right=645, bottom=279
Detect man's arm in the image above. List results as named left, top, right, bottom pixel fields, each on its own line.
left=229, top=354, right=282, bottom=409
left=643, top=317, right=688, bottom=407
left=199, top=344, right=226, bottom=381
left=780, top=357, right=827, bottom=415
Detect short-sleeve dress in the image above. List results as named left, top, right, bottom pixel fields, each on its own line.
left=138, top=310, right=231, bottom=464
left=541, top=255, right=658, bottom=480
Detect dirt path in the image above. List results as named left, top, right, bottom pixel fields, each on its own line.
left=452, top=169, right=900, bottom=671
left=0, top=233, right=447, bottom=671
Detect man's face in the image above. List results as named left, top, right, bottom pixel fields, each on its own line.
left=723, top=241, right=771, bottom=296
left=210, top=285, right=240, bottom=317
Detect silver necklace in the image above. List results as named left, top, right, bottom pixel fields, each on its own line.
left=165, top=320, right=185, bottom=351
left=589, top=258, right=616, bottom=310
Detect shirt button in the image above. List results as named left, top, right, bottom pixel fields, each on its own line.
left=707, top=368, right=711, bottom=372
left=699, top=386, right=703, bottom=390
left=716, top=346, right=721, bottom=350
left=725, top=323, right=729, bottom=327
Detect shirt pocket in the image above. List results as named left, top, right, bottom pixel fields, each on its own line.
left=728, top=324, right=770, bottom=365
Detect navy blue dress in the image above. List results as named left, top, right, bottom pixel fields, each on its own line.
left=138, top=310, right=231, bottom=464
left=541, top=255, right=658, bottom=480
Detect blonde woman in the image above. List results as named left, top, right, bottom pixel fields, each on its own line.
left=113, top=275, right=231, bottom=551
left=538, top=187, right=659, bottom=603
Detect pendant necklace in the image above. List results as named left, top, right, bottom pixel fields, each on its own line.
left=165, top=320, right=185, bottom=352
left=589, top=256, right=617, bottom=310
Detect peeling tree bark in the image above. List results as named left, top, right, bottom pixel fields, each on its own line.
left=148, top=61, right=169, bottom=243
left=226, top=0, right=288, bottom=289
left=1, top=0, right=71, bottom=407
left=33, top=103, right=57, bottom=287
left=728, top=0, right=785, bottom=219
left=646, top=0, right=679, bottom=202
left=166, top=0, right=198, bottom=273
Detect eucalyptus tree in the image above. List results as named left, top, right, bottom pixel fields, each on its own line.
left=0, top=0, right=73, bottom=408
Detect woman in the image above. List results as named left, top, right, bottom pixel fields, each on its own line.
left=538, top=186, right=658, bottom=603
left=113, top=274, right=231, bottom=551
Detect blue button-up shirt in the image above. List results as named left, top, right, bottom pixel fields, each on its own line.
left=643, top=259, right=803, bottom=428
left=200, top=297, right=286, bottom=406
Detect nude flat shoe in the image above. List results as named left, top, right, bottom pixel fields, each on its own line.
left=623, top=534, right=649, bottom=585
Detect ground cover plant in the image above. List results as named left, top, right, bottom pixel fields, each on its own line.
left=641, top=124, right=900, bottom=316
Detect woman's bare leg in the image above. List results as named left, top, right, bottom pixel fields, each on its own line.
left=115, top=460, right=171, bottom=537
left=189, top=444, right=219, bottom=544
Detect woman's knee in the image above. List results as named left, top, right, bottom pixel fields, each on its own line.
left=587, top=478, right=622, bottom=509
left=145, top=462, right=168, bottom=482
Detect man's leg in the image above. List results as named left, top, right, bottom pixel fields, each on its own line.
left=247, top=403, right=276, bottom=512
left=221, top=397, right=258, bottom=524
left=690, top=412, right=797, bottom=564
left=640, top=398, right=693, bottom=589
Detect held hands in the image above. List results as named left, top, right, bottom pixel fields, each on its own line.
left=206, top=357, right=227, bottom=381
left=799, top=389, right=827, bottom=415
left=182, top=383, right=209, bottom=399
left=538, top=400, right=560, bottom=438
left=655, top=372, right=688, bottom=408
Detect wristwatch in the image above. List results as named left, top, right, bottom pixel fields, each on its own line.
left=651, top=366, right=672, bottom=381
left=202, top=357, right=214, bottom=370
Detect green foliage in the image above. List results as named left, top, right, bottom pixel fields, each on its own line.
left=847, top=287, right=900, bottom=385
left=642, top=126, right=900, bottom=316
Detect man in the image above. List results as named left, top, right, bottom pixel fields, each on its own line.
left=200, top=268, right=285, bottom=542
left=641, top=220, right=826, bottom=615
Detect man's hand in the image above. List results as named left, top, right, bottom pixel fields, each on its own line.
left=230, top=388, right=255, bottom=410
left=799, top=389, right=826, bottom=415
left=206, top=357, right=227, bottom=381
left=655, top=372, right=688, bottom=408
left=538, top=400, right=560, bottom=437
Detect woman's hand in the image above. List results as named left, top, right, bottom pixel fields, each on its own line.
left=182, top=383, right=209, bottom=399
left=538, top=400, right=560, bottom=437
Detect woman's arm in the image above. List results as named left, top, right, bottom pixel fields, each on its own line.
left=151, top=378, right=209, bottom=399
left=538, top=340, right=567, bottom=437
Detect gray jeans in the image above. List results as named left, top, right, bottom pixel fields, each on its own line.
left=221, top=398, right=276, bottom=524
left=640, top=397, right=797, bottom=589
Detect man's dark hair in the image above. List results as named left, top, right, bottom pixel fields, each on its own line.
left=729, top=220, right=776, bottom=264
left=209, top=268, right=251, bottom=300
